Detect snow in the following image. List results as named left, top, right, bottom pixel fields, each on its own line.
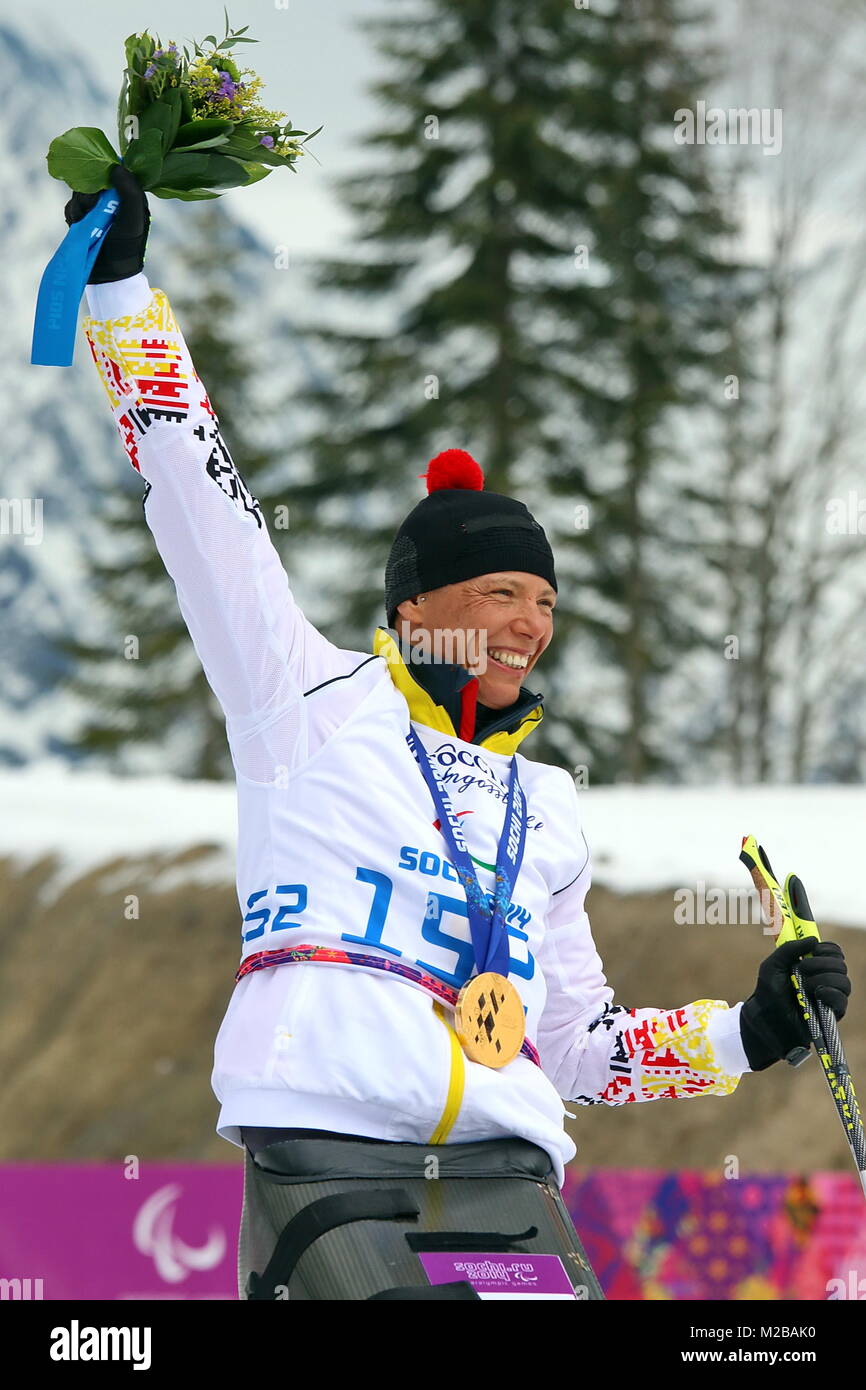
left=0, top=763, right=237, bottom=901
left=3, top=765, right=865, bottom=927
left=577, top=784, right=866, bottom=927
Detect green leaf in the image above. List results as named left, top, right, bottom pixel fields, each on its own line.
left=122, top=42, right=150, bottom=121
left=151, top=185, right=222, bottom=201
left=202, top=34, right=217, bottom=46
left=117, top=70, right=130, bottom=154
left=138, top=96, right=181, bottom=153
left=217, top=129, right=263, bottom=158
left=174, top=118, right=234, bottom=146
left=232, top=161, right=272, bottom=188
left=157, top=149, right=251, bottom=191
left=241, top=142, right=294, bottom=167
left=124, top=127, right=165, bottom=188
left=169, top=133, right=231, bottom=152
left=196, top=151, right=262, bottom=188
left=46, top=126, right=120, bottom=193
left=157, top=150, right=218, bottom=189
left=124, top=32, right=153, bottom=70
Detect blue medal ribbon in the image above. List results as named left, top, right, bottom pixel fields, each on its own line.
left=406, top=726, right=527, bottom=978
left=31, top=187, right=120, bottom=367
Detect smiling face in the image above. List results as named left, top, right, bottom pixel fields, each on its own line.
left=395, top=571, right=556, bottom=709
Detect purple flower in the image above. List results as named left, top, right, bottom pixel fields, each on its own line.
left=144, top=64, right=156, bottom=79
left=259, top=135, right=274, bottom=148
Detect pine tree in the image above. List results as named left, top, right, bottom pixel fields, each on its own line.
left=556, top=0, right=744, bottom=781
left=292, top=0, right=741, bottom=780
left=63, top=203, right=283, bottom=779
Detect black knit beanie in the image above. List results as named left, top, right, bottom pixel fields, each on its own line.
left=384, top=450, right=557, bottom=627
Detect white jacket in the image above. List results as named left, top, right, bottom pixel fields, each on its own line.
left=82, top=274, right=750, bottom=1187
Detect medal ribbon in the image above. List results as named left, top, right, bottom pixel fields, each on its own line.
left=31, top=186, right=121, bottom=367
left=405, top=727, right=527, bottom=979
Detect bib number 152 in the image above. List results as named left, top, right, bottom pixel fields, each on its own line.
left=242, top=869, right=535, bottom=988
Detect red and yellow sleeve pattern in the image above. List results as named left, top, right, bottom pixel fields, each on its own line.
left=572, top=999, right=742, bottom=1105
left=82, top=285, right=263, bottom=532
left=83, top=288, right=202, bottom=472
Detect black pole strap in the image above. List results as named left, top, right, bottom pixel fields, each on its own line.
left=246, top=1188, right=420, bottom=1300
left=405, top=1225, right=538, bottom=1253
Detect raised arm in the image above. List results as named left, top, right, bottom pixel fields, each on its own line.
left=71, top=168, right=354, bottom=779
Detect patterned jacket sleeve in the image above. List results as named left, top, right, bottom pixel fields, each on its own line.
left=82, top=274, right=353, bottom=780
left=534, top=798, right=750, bottom=1106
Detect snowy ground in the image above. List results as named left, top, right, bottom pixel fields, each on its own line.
left=579, top=783, right=866, bottom=927
left=3, top=765, right=865, bottom=926
left=0, top=764, right=237, bottom=899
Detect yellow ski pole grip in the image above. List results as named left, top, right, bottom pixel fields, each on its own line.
left=740, top=837, right=866, bottom=1199
left=739, top=834, right=812, bottom=1066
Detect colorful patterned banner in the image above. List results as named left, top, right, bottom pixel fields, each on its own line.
left=564, top=1169, right=866, bottom=1301
left=1, top=1164, right=864, bottom=1300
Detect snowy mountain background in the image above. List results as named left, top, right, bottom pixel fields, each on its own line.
left=0, top=14, right=330, bottom=767
left=3, top=1, right=866, bottom=786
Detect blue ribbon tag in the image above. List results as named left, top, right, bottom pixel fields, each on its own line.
left=31, top=188, right=120, bottom=367
left=406, top=726, right=527, bottom=978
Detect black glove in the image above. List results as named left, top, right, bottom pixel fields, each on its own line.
left=740, top=938, right=851, bottom=1071
left=64, top=164, right=150, bottom=284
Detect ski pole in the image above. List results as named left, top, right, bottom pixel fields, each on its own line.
left=739, top=834, right=866, bottom=1200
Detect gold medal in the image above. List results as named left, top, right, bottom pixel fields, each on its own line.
left=454, top=972, right=525, bottom=1068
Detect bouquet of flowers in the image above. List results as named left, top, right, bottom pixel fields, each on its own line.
left=46, top=9, right=321, bottom=199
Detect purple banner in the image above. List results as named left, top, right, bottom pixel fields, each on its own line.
left=2, top=1164, right=866, bottom=1300
left=0, top=1165, right=242, bottom=1300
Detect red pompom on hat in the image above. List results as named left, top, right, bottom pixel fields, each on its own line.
left=386, top=447, right=556, bottom=626
left=422, top=449, right=484, bottom=494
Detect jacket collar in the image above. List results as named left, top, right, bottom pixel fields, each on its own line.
left=372, top=626, right=544, bottom=754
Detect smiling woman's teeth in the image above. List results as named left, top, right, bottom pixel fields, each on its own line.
left=489, top=650, right=528, bottom=669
